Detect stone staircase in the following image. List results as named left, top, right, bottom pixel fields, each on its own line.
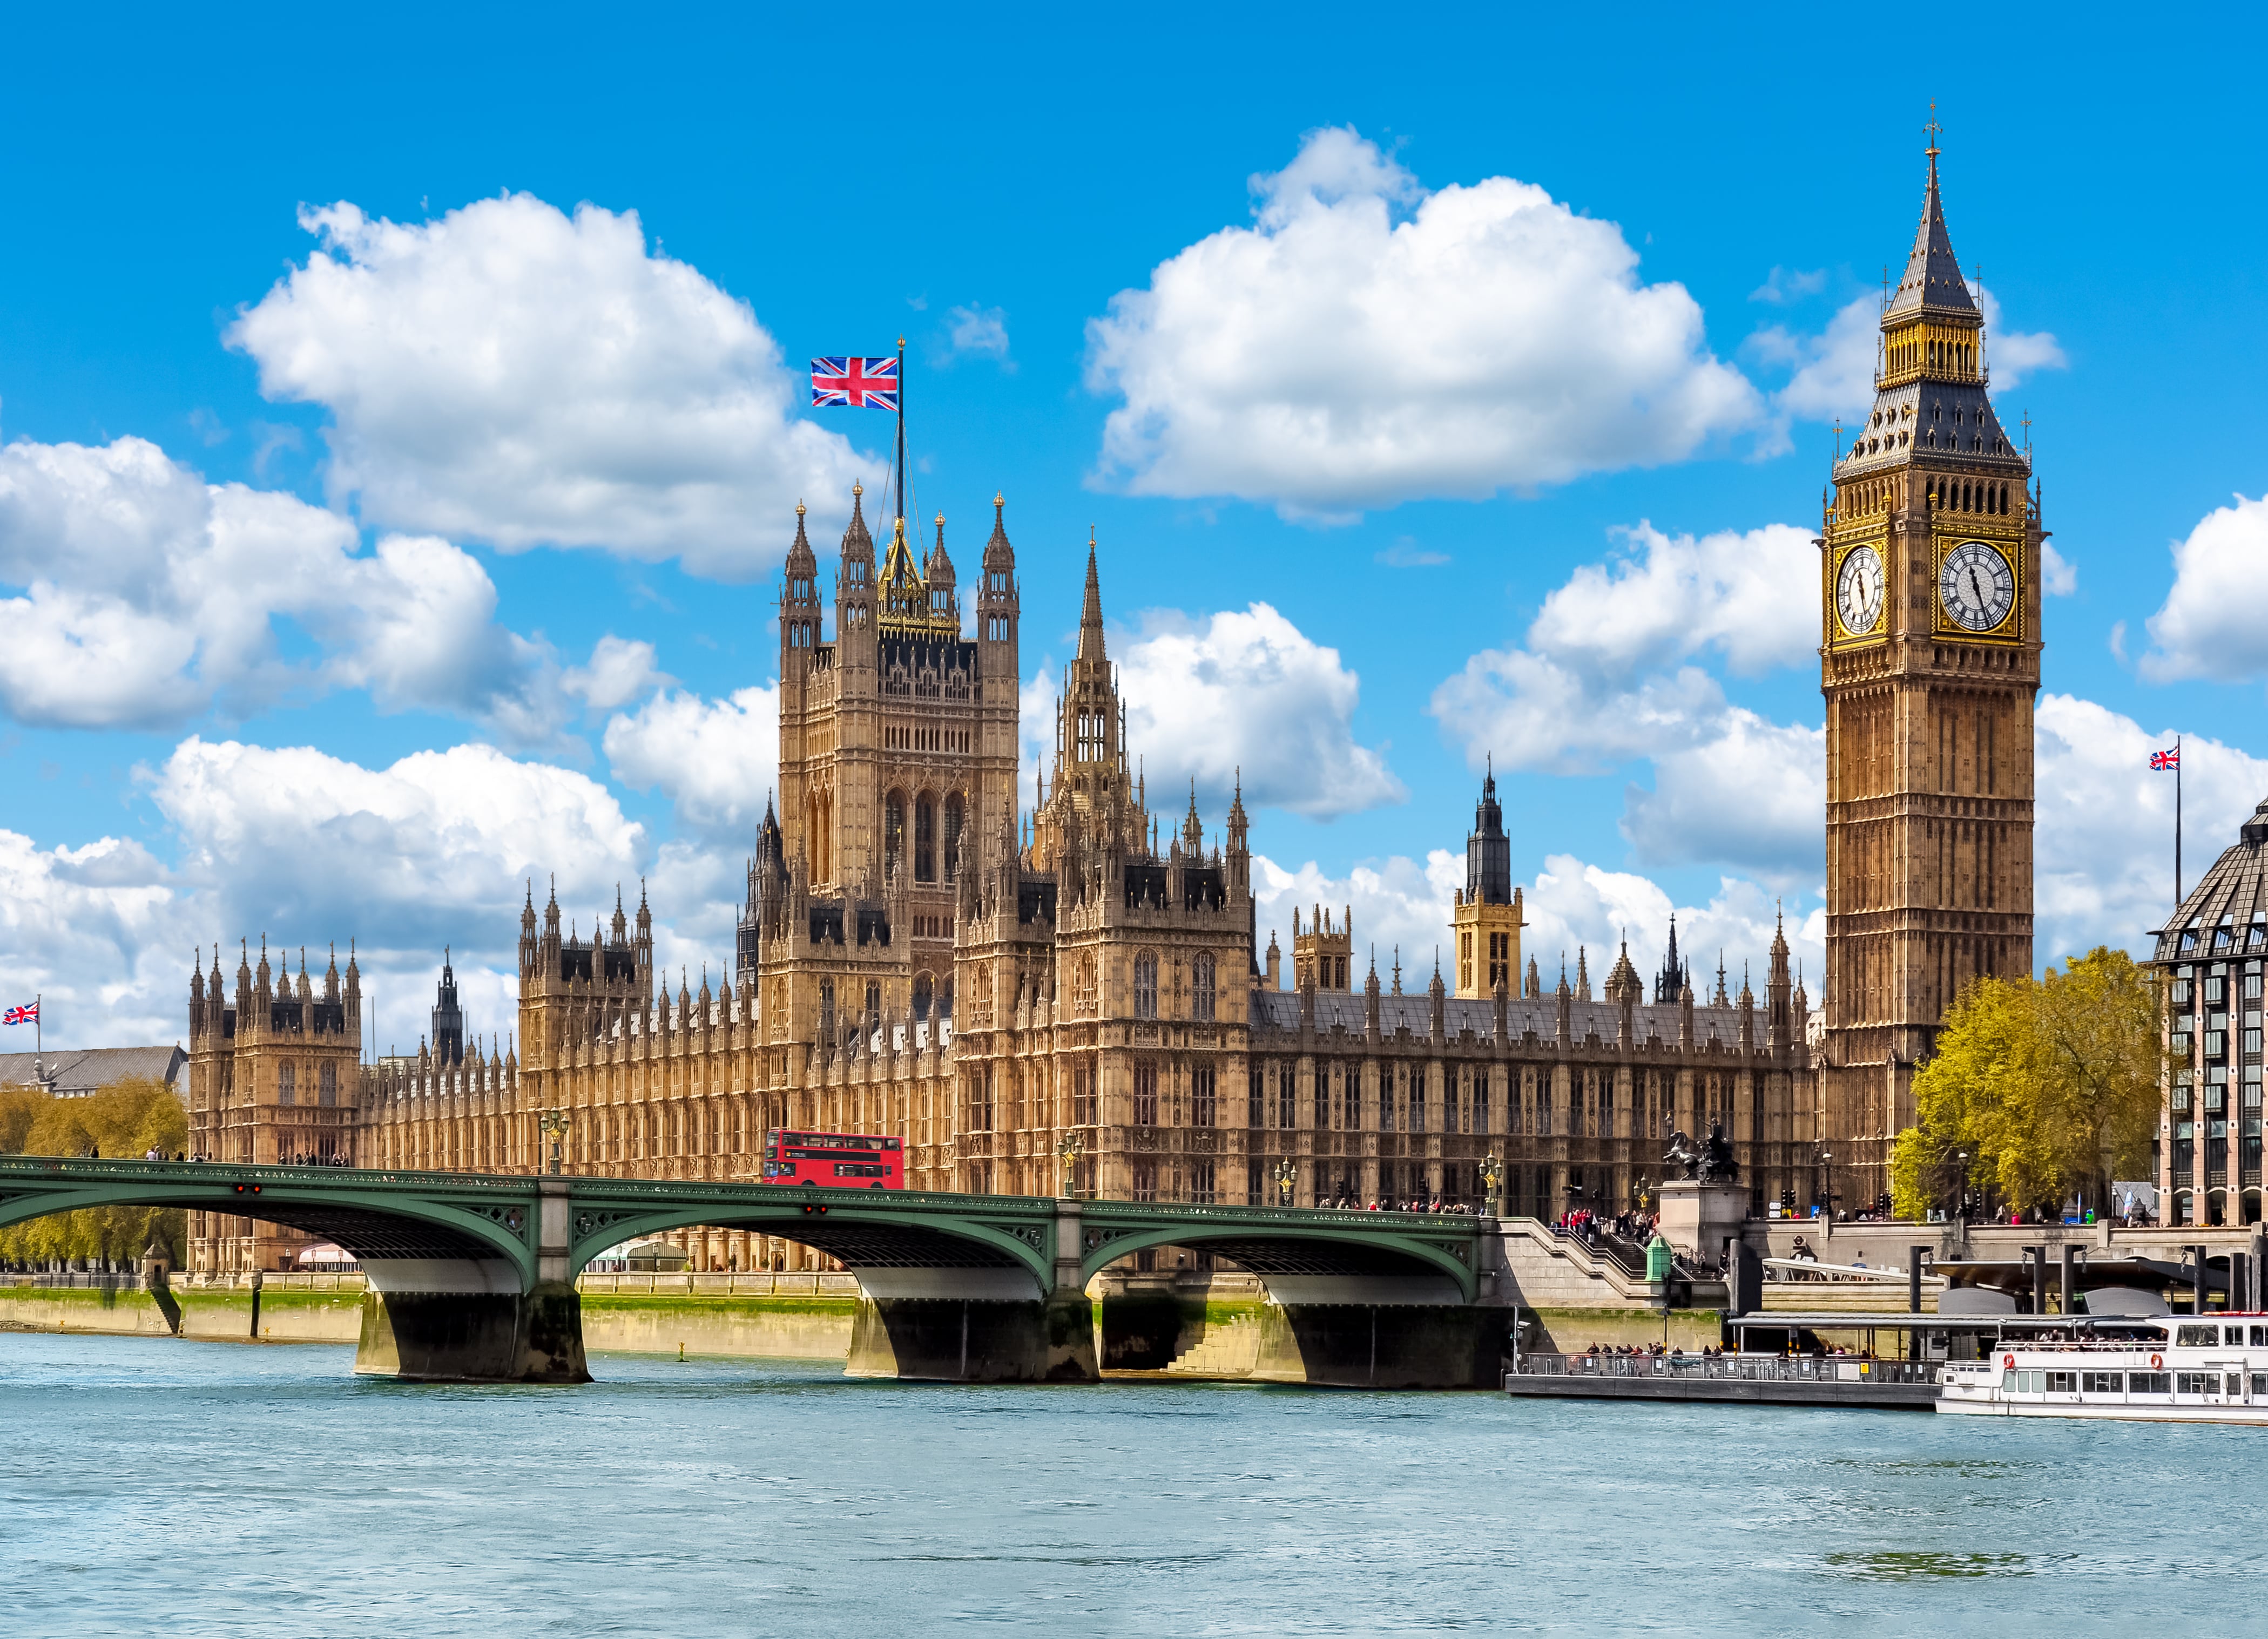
left=1165, top=1312, right=1263, bottom=1377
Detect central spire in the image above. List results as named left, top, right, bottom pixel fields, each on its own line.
left=1885, top=118, right=1976, bottom=323
left=1077, top=529, right=1105, bottom=662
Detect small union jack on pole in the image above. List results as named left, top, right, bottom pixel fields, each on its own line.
left=2152, top=737, right=2183, bottom=905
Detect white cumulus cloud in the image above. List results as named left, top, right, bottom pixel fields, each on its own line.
left=227, top=194, right=877, bottom=579
left=564, top=635, right=672, bottom=712
left=1117, top=601, right=1402, bottom=819
left=1085, top=126, right=1761, bottom=519
left=1432, top=518, right=1826, bottom=883
left=603, top=685, right=781, bottom=838
left=0, top=435, right=564, bottom=736
left=2142, top=493, right=2268, bottom=683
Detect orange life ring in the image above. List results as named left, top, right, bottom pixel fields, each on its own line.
left=2002, top=1353, right=2015, bottom=1369
left=2150, top=1353, right=2163, bottom=1370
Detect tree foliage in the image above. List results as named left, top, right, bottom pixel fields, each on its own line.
left=0, top=1076, right=189, bottom=1264
left=1891, top=947, right=2161, bottom=1220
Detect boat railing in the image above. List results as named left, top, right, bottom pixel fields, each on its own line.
left=1514, top=1352, right=1940, bottom=1385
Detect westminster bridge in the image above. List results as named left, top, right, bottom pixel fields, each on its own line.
left=0, top=1158, right=1507, bottom=1386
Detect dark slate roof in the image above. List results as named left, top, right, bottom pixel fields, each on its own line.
left=0, top=1044, right=186, bottom=1096
left=2154, top=797, right=2268, bottom=963
left=1883, top=158, right=1979, bottom=322
left=1834, top=379, right=2026, bottom=479
left=1250, top=990, right=1760, bottom=1049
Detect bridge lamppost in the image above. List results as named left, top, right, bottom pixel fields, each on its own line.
left=1482, top=1153, right=1504, bottom=1220
left=1056, top=1131, right=1083, bottom=1200
left=539, top=1108, right=569, bottom=1177
left=1274, top=1157, right=1297, bottom=1208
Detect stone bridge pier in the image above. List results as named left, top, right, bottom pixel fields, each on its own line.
left=352, top=1180, right=590, bottom=1384
left=842, top=1197, right=1098, bottom=1383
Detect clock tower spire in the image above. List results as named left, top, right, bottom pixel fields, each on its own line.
left=1818, top=131, right=2044, bottom=1205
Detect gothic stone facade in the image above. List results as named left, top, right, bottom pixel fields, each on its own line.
left=1817, top=146, right=2043, bottom=1208
left=181, top=495, right=1825, bottom=1279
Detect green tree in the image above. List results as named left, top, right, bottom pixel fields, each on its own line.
left=0, top=1076, right=188, bottom=1265
left=1891, top=947, right=2160, bottom=1221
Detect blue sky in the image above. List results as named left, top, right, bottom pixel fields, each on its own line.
left=5, top=3, right=2267, bottom=1052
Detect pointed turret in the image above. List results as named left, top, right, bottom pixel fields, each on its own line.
left=1884, top=139, right=1978, bottom=323
left=1077, top=531, right=1105, bottom=663
left=1604, top=935, right=1642, bottom=1007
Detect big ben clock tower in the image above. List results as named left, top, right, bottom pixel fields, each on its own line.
left=1819, top=132, right=2043, bottom=1205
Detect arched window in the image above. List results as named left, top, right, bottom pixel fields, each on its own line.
left=1193, top=953, right=1217, bottom=1022
left=942, top=793, right=964, bottom=883
left=885, top=791, right=906, bottom=881
left=915, top=794, right=936, bottom=883
left=1134, top=953, right=1158, bottom=1020
left=912, top=971, right=934, bottom=1021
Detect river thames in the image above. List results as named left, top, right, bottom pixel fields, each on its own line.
left=3, top=1332, right=2258, bottom=1635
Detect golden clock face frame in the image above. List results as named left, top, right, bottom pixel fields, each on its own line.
left=1832, top=541, right=1886, bottom=640
left=1934, top=536, right=2022, bottom=639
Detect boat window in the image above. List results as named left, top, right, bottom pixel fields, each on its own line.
left=2177, top=1371, right=2216, bottom=1394
left=2130, top=1372, right=2171, bottom=1394
left=2229, top=1373, right=2246, bottom=1397
left=2177, top=1324, right=2219, bottom=1346
left=2081, top=1372, right=2120, bottom=1393
left=2253, top=1373, right=2267, bottom=1396
left=2252, top=1326, right=2268, bottom=1347
left=2045, top=1371, right=2077, bottom=1393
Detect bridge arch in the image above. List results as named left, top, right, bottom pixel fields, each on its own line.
left=0, top=1159, right=539, bottom=1288
left=1078, top=1212, right=1479, bottom=1304
left=565, top=1186, right=1056, bottom=1297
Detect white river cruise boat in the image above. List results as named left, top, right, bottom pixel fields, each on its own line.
left=1938, top=1315, right=2268, bottom=1423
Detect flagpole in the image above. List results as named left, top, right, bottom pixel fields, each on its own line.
left=894, top=336, right=907, bottom=532
left=2176, top=733, right=2184, bottom=907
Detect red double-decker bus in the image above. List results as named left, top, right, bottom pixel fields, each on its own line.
left=762, top=1130, right=904, bottom=1189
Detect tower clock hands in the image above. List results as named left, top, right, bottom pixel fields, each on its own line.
left=1967, top=563, right=1986, bottom=612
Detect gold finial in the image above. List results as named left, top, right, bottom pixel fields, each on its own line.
left=897, top=335, right=905, bottom=350
left=1925, top=101, right=1941, bottom=161
left=853, top=481, right=863, bottom=497
left=1089, top=524, right=1096, bottom=546
left=994, top=490, right=1003, bottom=507
left=935, top=511, right=944, bottom=527
left=795, top=499, right=806, bottom=516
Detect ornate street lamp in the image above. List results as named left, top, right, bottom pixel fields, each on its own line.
left=1482, top=1153, right=1504, bottom=1218
left=538, top=1108, right=569, bottom=1177
left=1274, top=1156, right=1297, bottom=1208
left=1056, top=1130, right=1084, bottom=1199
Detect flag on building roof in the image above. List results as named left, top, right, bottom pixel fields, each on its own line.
left=2151, top=747, right=2180, bottom=771
left=3, top=1002, right=36, bottom=1026
left=811, top=356, right=899, bottom=409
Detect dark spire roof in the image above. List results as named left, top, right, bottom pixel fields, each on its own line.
left=1884, top=136, right=1977, bottom=323
left=1077, top=531, right=1105, bottom=662
left=787, top=500, right=815, bottom=573
left=983, top=491, right=1014, bottom=571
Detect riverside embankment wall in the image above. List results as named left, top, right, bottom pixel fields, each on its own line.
left=0, top=1272, right=859, bottom=1359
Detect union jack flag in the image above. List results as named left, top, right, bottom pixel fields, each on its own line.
left=3, top=1002, right=36, bottom=1026
left=810, top=356, right=899, bottom=410
left=2151, top=747, right=2181, bottom=771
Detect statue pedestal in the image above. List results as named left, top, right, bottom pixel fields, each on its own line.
left=1657, top=1180, right=1749, bottom=1259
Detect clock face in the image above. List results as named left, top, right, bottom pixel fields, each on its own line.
left=1939, top=539, right=2016, bottom=632
left=1835, top=545, right=1884, bottom=636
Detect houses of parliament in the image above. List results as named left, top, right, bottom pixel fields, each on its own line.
left=184, top=146, right=2040, bottom=1274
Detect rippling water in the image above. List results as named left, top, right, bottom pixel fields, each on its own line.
left=3, top=1332, right=2259, bottom=1635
